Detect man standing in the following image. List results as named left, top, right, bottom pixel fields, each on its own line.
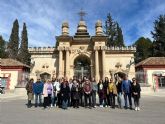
left=26, top=78, right=34, bottom=108
left=33, top=78, right=44, bottom=107
left=122, top=75, right=132, bottom=109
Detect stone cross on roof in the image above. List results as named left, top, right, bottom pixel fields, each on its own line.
left=78, top=8, right=87, bottom=21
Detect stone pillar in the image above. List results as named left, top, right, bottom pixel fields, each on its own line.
left=102, top=49, right=106, bottom=79
left=95, top=49, right=99, bottom=82
left=65, top=49, right=70, bottom=78
left=58, top=49, right=63, bottom=78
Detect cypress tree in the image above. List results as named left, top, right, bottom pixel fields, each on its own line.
left=116, top=23, right=125, bottom=47
left=104, top=13, right=125, bottom=47
left=151, top=15, right=165, bottom=57
left=104, top=13, right=116, bottom=46
left=0, top=35, right=8, bottom=58
left=18, top=23, right=30, bottom=65
left=8, top=19, right=19, bottom=59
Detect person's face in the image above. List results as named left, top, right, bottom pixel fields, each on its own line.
left=110, top=79, right=113, bottom=82
left=37, top=79, right=40, bottom=82
left=132, top=79, right=136, bottom=83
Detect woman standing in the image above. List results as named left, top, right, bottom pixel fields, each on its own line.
left=61, top=80, right=70, bottom=109
left=132, top=78, right=141, bottom=111
left=83, top=79, right=92, bottom=109
left=107, top=79, right=117, bottom=109
left=98, top=79, right=105, bottom=107
left=43, top=79, right=53, bottom=109
left=103, top=77, right=109, bottom=107
left=26, top=78, right=34, bottom=108
left=71, top=79, right=80, bottom=108
left=91, top=77, right=97, bottom=108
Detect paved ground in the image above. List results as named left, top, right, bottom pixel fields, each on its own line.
left=0, top=94, right=165, bottom=124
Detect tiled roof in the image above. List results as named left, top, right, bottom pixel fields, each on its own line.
left=0, top=58, right=30, bottom=68
left=136, top=57, right=165, bottom=67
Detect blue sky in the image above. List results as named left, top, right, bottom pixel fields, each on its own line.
left=0, top=0, right=165, bottom=47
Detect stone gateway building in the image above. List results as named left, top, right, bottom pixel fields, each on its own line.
left=29, top=20, right=136, bottom=82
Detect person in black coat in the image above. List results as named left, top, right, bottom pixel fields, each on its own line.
left=131, top=78, right=141, bottom=111
left=61, top=80, right=70, bottom=109
left=71, top=79, right=80, bottom=108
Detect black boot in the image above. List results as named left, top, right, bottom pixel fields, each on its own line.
left=27, top=100, right=31, bottom=108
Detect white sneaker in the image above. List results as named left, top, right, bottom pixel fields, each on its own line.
left=51, top=104, right=53, bottom=108
left=105, top=105, right=107, bottom=108
left=137, top=107, right=140, bottom=111
left=135, top=107, right=138, bottom=111
left=100, top=105, right=103, bottom=107
left=94, top=105, right=97, bottom=108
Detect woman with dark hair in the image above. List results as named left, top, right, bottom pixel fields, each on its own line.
left=98, top=79, right=106, bottom=107
left=103, top=77, right=109, bottom=107
left=78, top=78, right=84, bottom=107
left=61, top=79, right=70, bottom=109
left=91, top=77, right=97, bottom=108
left=132, top=78, right=141, bottom=111
left=71, top=79, right=80, bottom=108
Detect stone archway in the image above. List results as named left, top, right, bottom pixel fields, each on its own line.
left=40, top=72, right=51, bottom=81
left=73, top=54, right=91, bottom=79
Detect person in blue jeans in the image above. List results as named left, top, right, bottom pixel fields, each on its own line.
left=121, top=75, right=132, bottom=109
left=33, top=78, right=44, bottom=107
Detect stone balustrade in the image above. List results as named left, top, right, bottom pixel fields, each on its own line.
left=28, top=47, right=56, bottom=53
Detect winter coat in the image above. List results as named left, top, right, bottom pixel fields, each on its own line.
left=71, top=84, right=80, bottom=100
left=107, top=82, right=117, bottom=95
left=121, top=80, right=132, bottom=94
left=43, top=83, right=53, bottom=97
left=26, top=81, right=33, bottom=93
left=116, top=82, right=122, bottom=94
left=61, top=83, right=70, bottom=101
left=132, top=83, right=141, bottom=98
left=103, top=81, right=108, bottom=95
left=83, top=81, right=92, bottom=94
left=33, top=81, right=44, bottom=94
left=98, top=83, right=106, bottom=99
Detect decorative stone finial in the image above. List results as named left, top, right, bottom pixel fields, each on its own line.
left=62, top=22, right=69, bottom=35
left=77, top=21, right=87, bottom=32
left=95, top=20, right=103, bottom=35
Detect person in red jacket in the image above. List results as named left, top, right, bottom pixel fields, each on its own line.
left=83, top=79, right=92, bottom=109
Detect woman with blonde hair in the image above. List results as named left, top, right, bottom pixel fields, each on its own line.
left=43, top=79, right=53, bottom=109
left=107, top=78, right=117, bottom=109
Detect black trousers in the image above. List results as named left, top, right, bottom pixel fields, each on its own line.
left=109, top=93, right=115, bottom=108
left=43, top=94, right=52, bottom=108
left=73, top=99, right=79, bottom=108
left=57, top=93, right=62, bottom=107
left=134, top=96, right=140, bottom=107
left=84, top=93, right=91, bottom=107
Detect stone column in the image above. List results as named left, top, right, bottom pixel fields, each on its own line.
left=58, top=49, right=63, bottom=78
left=102, top=49, right=106, bottom=79
left=95, top=49, right=99, bottom=82
left=65, top=49, right=70, bottom=78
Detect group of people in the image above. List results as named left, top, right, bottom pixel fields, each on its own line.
left=26, top=75, right=141, bottom=111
